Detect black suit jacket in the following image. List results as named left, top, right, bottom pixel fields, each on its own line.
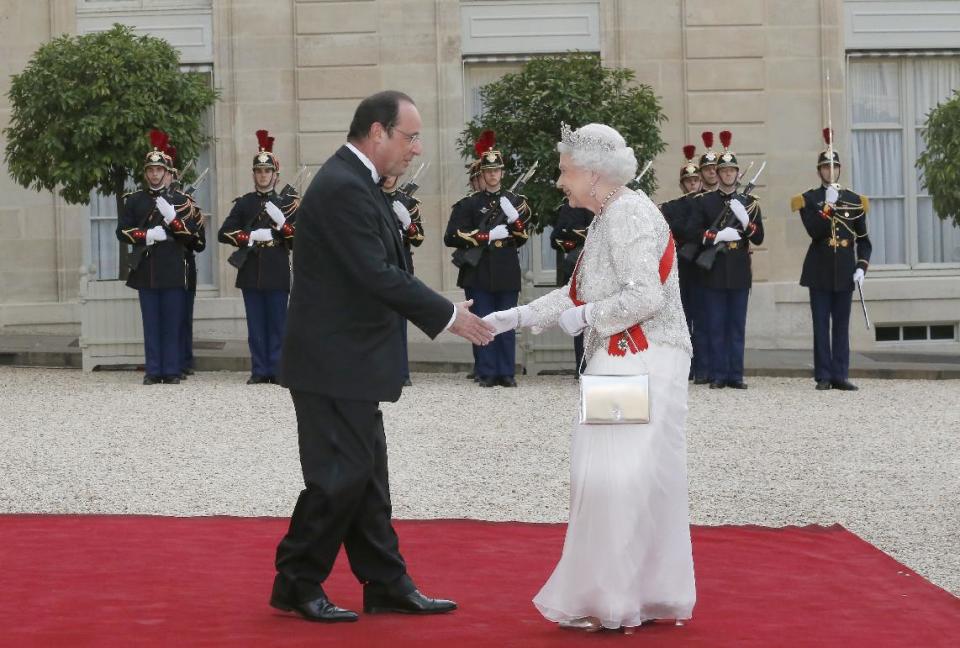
left=280, top=146, right=454, bottom=402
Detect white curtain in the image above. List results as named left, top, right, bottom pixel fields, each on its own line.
left=89, top=191, right=121, bottom=281
left=914, top=59, right=960, bottom=264
left=850, top=60, right=906, bottom=265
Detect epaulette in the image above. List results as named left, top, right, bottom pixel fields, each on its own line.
left=790, top=194, right=805, bottom=212
left=860, top=195, right=869, bottom=214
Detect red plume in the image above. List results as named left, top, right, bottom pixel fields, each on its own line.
left=266, top=136, right=275, bottom=153
left=701, top=131, right=714, bottom=149
left=474, top=130, right=496, bottom=157
left=256, top=129, right=271, bottom=151
left=719, top=130, right=732, bottom=150
left=165, top=145, right=177, bottom=166
left=682, top=144, right=696, bottom=161
left=149, top=129, right=168, bottom=151
left=822, top=127, right=833, bottom=146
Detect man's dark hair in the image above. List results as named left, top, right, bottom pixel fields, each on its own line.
left=347, top=90, right=415, bottom=141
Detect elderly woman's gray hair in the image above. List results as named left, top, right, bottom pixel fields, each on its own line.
left=557, top=123, right=638, bottom=186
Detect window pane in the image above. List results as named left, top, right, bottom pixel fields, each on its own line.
left=540, top=224, right=556, bottom=272
left=850, top=60, right=901, bottom=125
left=875, top=326, right=900, bottom=342
left=902, top=325, right=927, bottom=341
left=916, top=130, right=960, bottom=264
left=930, top=325, right=955, bottom=340
left=913, top=58, right=960, bottom=126
left=851, top=128, right=905, bottom=265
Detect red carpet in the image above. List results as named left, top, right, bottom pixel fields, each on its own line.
left=0, top=516, right=957, bottom=647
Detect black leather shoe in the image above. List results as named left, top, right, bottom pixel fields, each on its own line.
left=363, top=589, right=457, bottom=615
left=831, top=380, right=859, bottom=391
left=247, top=375, right=269, bottom=385
left=477, top=376, right=497, bottom=387
left=162, top=376, right=181, bottom=384
left=179, top=372, right=189, bottom=380
left=709, top=381, right=725, bottom=389
left=465, top=372, right=476, bottom=380
left=815, top=380, right=832, bottom=391
left=182, top=368, right=195, bottom=376
left=726, top=380, right=748, bottom=389
left=270, top=594, right=358, bottom=623
left=143, top=375, right=161, bottom=385
left=693, top=377, right=711, bottom=385
left=497, top=376, right=517, bottom=387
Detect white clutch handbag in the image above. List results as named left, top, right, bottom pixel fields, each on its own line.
left=579, top=373, right=650, bottom=424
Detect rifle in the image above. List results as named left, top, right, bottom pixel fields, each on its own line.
left=398, top=162, right=429, bottom=197
left=695, top=161, right=766, bottom=271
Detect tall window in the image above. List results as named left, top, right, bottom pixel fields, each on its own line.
left=464, top=59, right=557, bottom=285
left=849, top=55, right=960, bottom=267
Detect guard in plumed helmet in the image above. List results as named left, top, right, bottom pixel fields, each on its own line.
left=698, top=131, right=720, bottom=192
left=444, top=130, right=531, bottom=387
left=691, top=130, right=764, bottom=390
left=218, top=129, right=300, bottom=384
left=116, top=130, right=201, bottom=385
left=791, top=128, right=872, bottom=391
left=381, top=174, right=424, bottom=386
left=444, top=131, right=490, bottom=381
left=659, top=144, right=709, bottom=383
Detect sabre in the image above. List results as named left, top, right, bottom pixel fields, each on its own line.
left=856, top=282, right=872, bottom=330
left=826, top=69, right=837, bottom=190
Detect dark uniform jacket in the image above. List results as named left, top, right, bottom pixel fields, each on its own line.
left=794, top=186, right=872, bottom=292
left=116, top=187, right=199, bottom=290
left=691, top=188, right=764, bottom=290
left=218, top=189, right=299, bottom=292
left=280, top=145, right=453, bottom=403
left=185, top=213, right=206, bottom=292
left=443, top=188, right=531, bottom=292
left=383, top=187, right=423, bottom=273
left=550, top=201, right=593, bottom=285
left=660, top=190, right=707, bottom=284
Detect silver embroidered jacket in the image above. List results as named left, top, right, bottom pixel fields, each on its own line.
left=526, top=190, right=692, bottom=362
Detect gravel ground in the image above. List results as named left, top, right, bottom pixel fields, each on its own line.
left=1, top=366, right=957, bottom=595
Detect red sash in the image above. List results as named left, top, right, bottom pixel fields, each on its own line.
left=569, top=232, right=675, bottom=356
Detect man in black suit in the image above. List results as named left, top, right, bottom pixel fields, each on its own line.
left=271, top=90, right=495, bottom=623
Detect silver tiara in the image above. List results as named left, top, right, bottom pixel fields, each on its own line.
left=560, top=122, right=617, bottom=153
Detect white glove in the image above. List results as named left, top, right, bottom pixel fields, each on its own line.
left=155, top=196, right=176, bottom=224
left=853, top=268, right=865, bottom=286
left=145, top=225, right=167, bottom=246
left=487, top=224, right=509, bottom=243
left=392, top=201, right=412, bottom=229
left=729, top=199, right=749, bottom=228
left=713, top=227, right=742, bottom=244
left=483, top=309, right=519, bottom=335
left=825, top=185, right=839, bottom=206
left=558, top=304, right=592, bottom=337
left=265, top=201, right=286, bottom=227
left=248, top=228, right=274, bottom=246
left=499, top=196, right=520, bottom=224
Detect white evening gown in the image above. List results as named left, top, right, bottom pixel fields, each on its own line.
left=532, top=342, right=696, bottom=629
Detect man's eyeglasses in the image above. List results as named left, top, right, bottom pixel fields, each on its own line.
left=391, top=127, right=421, bottom=145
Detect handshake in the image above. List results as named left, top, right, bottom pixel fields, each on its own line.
left=481, top=303, right=594, bottom=337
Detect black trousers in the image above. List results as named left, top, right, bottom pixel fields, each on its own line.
left=273, top=391, right=414, bottom=602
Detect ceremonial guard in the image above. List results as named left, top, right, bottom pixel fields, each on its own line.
left=792, top=128, right=872, bottom=391
left=218, top=130, right=299, bottom=384
left=444, top=136, right=487, bottom=381
left=658, top=145, right=709, bottom=383
left=164, top=147, right=207, bottom=378
left=692, top=131, right=764, bottom=389
left=382, top=174, right=424, bottom=386
left=698, top=131, right=720, bottom=192
left=444, top=132, right=531, bottom=387
left=117, top=130, right=200, bottom=385
left=550, top=198, right=593, bottom=374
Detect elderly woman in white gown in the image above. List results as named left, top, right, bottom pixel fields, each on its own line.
left=484, top=123, right=696, bottom=633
